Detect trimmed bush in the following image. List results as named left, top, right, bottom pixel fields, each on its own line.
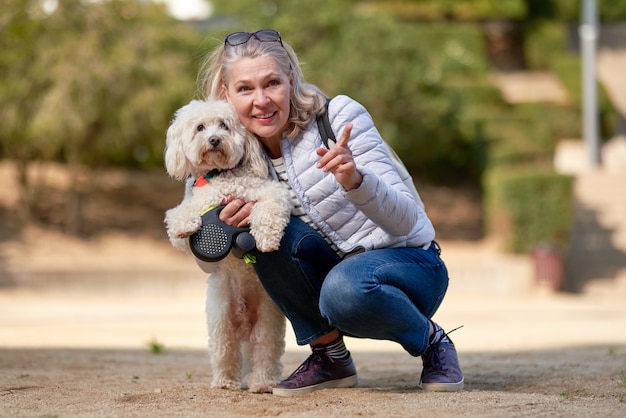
left=484, top=167, right=574, bottom=253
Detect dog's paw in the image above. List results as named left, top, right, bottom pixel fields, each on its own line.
left=211, top=378, right=241, bottom=391
left=245, top=374, right=279, bottom=394
left=167, top=218, right=202, bottom=239
left=172, top=230, right=193, bottom=239
left=247, top=382, right=275, bottom=394
left=254, top=235, right=281, bottom=253
left=169, top=237, right=191, bottom=254
left=251, top=222, right=287, bottom=252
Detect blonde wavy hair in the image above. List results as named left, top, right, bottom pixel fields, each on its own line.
left=197, top=32, right=328, bottom=139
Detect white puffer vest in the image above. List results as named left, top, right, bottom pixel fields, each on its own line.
left=276, top=95, right=435, bottom=253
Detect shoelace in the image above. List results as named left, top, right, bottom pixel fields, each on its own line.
left=433, top=325, right=464, bottom=345
left=286, top=350, right=329, bottom=382
left=423, top=325, right=464, bottom=374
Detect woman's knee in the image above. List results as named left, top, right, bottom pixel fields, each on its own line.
left=319, top=269, right=367, bottom=323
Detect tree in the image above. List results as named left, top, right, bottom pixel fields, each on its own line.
left=0, top=0, right=202, bottom=234
left=0, top=0, right=55, bottom=221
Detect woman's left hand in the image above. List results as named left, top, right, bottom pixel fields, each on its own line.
left=316, top=123, right=363, bottom=190
left=219, top=196, right=254, bottom=228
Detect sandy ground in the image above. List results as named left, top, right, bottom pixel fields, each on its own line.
left=1, top=161, right=626, bottom=417
left=1, top=230, right=626, bottom=418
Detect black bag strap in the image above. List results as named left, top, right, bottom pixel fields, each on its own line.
left=316, top=98, right=336, bottom=149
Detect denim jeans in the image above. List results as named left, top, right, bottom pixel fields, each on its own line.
left=252, top=216, right=449, bottom=357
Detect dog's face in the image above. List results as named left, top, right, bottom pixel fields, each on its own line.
left=165, top=99, right=268, bottom=181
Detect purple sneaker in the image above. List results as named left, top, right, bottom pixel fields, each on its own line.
left=272, top=348, right=358, bottom=397
left=419, top=328, right=464, bottom=392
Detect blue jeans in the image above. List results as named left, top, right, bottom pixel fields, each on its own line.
left=252, top=217, right=449, bottom=357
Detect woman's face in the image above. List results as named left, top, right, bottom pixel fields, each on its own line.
left=224, top=55, right=292, bottom=147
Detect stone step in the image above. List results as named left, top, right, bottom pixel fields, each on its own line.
left=555, top=139, right=626, bottom=294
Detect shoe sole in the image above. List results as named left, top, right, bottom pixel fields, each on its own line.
left=420, top=378, right=464, bottom=392
left=272, top=374, right=358, bottom=397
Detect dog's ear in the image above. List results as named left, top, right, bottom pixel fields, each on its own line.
left=164, top=103, right=195, bottom=181
left=219, top=101, right=269, bottom=179
left=240, top=128, right=269, bottom=178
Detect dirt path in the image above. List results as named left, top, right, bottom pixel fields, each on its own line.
left=1, top=162, right=625, bottom=416
left=1, top=252, right=626, bottom=417
left=1, top=344, right=624, bottom=417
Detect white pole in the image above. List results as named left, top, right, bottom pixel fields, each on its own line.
left=580, top=0, right=600, bottom=168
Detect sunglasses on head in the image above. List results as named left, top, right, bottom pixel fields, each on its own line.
left=224, top=29, right=283, bottom=47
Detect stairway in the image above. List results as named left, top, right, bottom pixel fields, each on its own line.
left=556, top=139, right=626, bottom=294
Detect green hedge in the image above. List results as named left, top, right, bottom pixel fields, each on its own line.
left=484, top=167, right=574, bottom=253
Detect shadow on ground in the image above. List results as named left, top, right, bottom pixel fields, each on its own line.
left=564, top=203, right=626, bottom=293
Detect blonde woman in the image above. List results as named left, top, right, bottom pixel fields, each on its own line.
left=198, top=29, right=463, bottom=396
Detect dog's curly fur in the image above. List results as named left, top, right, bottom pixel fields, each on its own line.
left=164, top=98, right=290, bottom=393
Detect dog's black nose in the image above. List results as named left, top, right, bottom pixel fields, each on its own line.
left=209, top=136, right=221, bottom=147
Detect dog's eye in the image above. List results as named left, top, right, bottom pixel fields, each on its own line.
left=219, top=122, right=229, bottom=131
left=197, top=124, right=205, bottom=132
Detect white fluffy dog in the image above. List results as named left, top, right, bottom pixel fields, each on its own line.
left=164, top=98, right=290, bottom=393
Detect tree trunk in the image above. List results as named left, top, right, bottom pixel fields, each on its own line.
left=64, top=162, right=85, bottom=236
left=15, top=158, right=31, bottom=227
left=481, top=18, right=527, bottom=72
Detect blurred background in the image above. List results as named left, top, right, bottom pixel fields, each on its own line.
left=1, top=0, right=625, bottom=296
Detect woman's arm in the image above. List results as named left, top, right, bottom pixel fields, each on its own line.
left=325, top=96, right=421, bottom=236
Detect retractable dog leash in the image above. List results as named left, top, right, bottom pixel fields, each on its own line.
left=189, top=205, right=257, bottom=263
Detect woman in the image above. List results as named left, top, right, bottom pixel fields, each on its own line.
left=198, top=29, right=463, bottom=396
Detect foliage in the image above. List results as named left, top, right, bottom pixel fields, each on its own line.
left=207, top=0, right=621, bottom=186
left=525, top=21, right=620, bottom=139
left=551, top=0, right=626, bottom=21
left=0, top=1, right=51, bottom=158
left=483, top=103, right=582, bottom=168
left=2, top=0, right=205, bottom=167
left=0, top=0, right=56, bottom=218
left=484, top=167, right=574, bottom=253
left=210, top=0, right=491, bottom=183
left=147, top=337, right=166, bottom=354
left=337, top=0, right=626, bottom=22
left=0, top=0, right=202, bottom=232
left=1, top=0, right=621, bottom=240
left=352, top=0, right=527, bottom=21
left=1, top=0, right=201, bottom=167
left=29, top=0, right=201, bottom=169
left=305, top=20, right=493, bottom=183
